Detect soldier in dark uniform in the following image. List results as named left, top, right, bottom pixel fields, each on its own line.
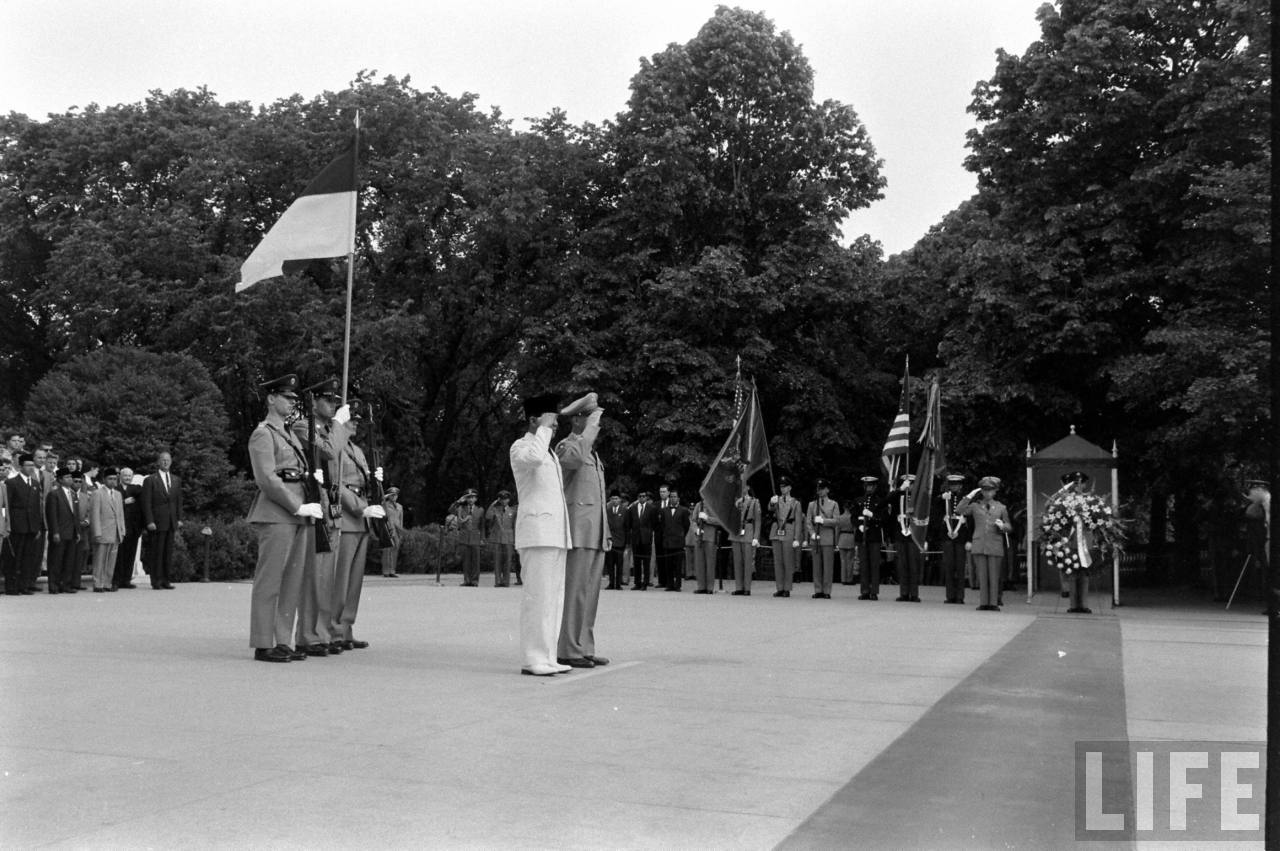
left=934, top=473, right=971, bottom=604
left=247, top=374, right=321, bottom=663
left=892, top=474, right=923, bottom=602
left=851, top=476, right=888, bottom=600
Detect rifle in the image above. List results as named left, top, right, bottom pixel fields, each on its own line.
left=302, top=392, right=332, bottom=554
left=363, top=400, right=394, bottom=549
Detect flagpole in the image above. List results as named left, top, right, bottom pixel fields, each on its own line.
left=903, top=355, right=911, bottom=482
left=341, top=110, right=360, bottom=402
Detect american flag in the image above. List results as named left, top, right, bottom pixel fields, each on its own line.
left=881, top=357, right=910, bottom=480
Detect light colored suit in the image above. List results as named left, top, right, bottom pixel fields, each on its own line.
left=556, top=430, right=609, bottom=660
left=89, top=486, right=124, bottom=589
left=510, top=425, right=569, bottom=668
left=246, top=415, right=309, bottom=648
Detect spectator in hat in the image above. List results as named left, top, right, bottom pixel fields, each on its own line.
left=768, top=477, right=802, bottom=597
left=806, top=479, right=839, bottom=598
left=509, top=392, right=573, bottom=676
left=89, top=468, right=125, bottom=592
left=959, top=476, right=1011, bottom=611
left=381, top=487, right=405, bottom=577
left=450, top=488, right=483, bottom=586
left=44, top=467, right=81, bottom=594
left=3, top=454, right=43, bottom=594
left=485, top=489, right=516, bottom=586
left=603, top=491, right=627, bottom=590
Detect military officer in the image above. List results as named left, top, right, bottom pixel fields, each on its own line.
left=851, top=476, right=887, bottom=600
left=934, top=473, right=971, bottom=603
left=485, top=490, right=517, bottom=587
left=330, top=388, right=386, bottom=649
left=291, top=378, right=349, bottom=656
left=958, top=475, right=1012, bottom=611
left=892, top=474, right=924, bottom=602
left=689, top=496, right=721, bottom=594
left=769, top=477, right=802, bottom=597
left=729, top=485, right=761, bottom=595
left=247, top=374, right=321, bottom=663
left=806, top=479, right=839, bottom=598
left=451, top=489, right=484, bottom=586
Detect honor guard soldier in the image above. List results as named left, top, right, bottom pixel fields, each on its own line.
left=330, top=387, right=385, bottom=649
left=247, top=374, right=319, bottom=663
left=769, top=477, right=802, bottom=597
left=935, top=474, right=971, bottom=604
left=485, top=491, right=517, bottom=587
left=893, top=474, right=923, bottom=602
left=729, top=486, right=761, bottom=595
left=291, top=378, right=350, bottom=656
left=806, top=479, right=839, bottom=598
left=451, top=489, right=483, bottom=586
left=689, top=496, right=720, bottom=594
left=851, top=476, right=888, bottom=600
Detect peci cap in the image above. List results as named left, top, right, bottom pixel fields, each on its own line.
left=261, top=373, right=300, bottom=398
left=100, top=467, right=118, bottom=478
left=560, top=392, right=599, bottom=417
left=522, top=393, right=561, bottom=420
left=55, top=466, right=71, bottom=478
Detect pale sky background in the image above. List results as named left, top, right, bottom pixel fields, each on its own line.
left=1, top=1, right=1048, bottom=256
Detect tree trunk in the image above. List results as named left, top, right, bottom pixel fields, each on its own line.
left=1146, top=491, right=1168, bottom=585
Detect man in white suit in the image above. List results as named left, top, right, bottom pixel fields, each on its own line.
left=89, top=467, right=126, bottom=592
left=555, top=392, right=610, bottom=668
left=509, top=393, right=574, bottom=677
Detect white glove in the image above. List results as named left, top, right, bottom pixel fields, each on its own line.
left=791, top=540, right=799, bottom=548
left=295, top=503, right=323, bottom=519
left=312, top=469, right=325, bottom=485
left=862, top=509, right=873, bottom=519
left=967, top=488, right=982, bottom=500
left=814, top=516, right=824, bottom=525
left=362, top=505, right=386, bottom=520
left=698, top=511, right=708, bottom=521
left=333, top=404, right=351, bottom=425
left=750, top=538, right=759, bottom=547
left=769, top=495, right=779, bottom=505
left=374, top=467, right=384, bottom=483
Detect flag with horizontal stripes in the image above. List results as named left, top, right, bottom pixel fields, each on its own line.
left=881, top=357, right=910, bottom=481
left=236, top=136, right=357, bottom=292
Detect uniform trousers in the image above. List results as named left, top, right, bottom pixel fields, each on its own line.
left=771, top=540, right=796, bottom=591
left=249, top=522, right=307, bottom=648
left=731, top=540, right=755, bottom=591
left=518, top=546, right=566, bottom=668
left=558, top=546, right=604, bottom=660
left=603, top=547, right=624, bottom=588
left=491, top=542, right=513, bottom=585
left=331, top=531, right=369, bottom=641
left=940, top=538, right=967, bottom=602
left=812, top=545, right=835, bottom=594
left=897, top=542, right=922, bottom=598
left=693, top=538, right=717, bottom=591
left=381, top=543, right=399, bottom=576
left=855, top=538, right=881, bottom=595
left=91, top=542, right=119, bottom=590
left=296, top=547, right=336, bottom=646
left=974, top=554, right=1003, bottom=607
left=460, top=543, right=481, bottom=585
left=838, top=546, right=857, bottom=584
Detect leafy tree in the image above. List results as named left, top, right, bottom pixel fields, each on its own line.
left=23, top=345, right=237, bottom=510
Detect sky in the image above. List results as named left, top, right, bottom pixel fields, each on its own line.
left=1, top=0, right=1048, bottom=256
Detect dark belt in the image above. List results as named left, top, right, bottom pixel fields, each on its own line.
left=276, top=468, right=304, bottom=483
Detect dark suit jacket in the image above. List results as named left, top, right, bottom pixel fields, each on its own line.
left=606, top=502, right=628, bottom=548
left=119, top=483, right=144, bottom=534
left=628, top=501, right=658, bottom=553
left=659, top=504, right=691, bottom=549
left=44, top=487, right=79, bottom=540
left=6, top=474, right=44, bottom=534
left=142, top=472, right=183, bottom=531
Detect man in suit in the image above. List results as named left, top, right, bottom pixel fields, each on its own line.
left=44, top=467, right=80, bottom=594
left=628, top=491, right=658, bottom=590
left=603, top=491, right=627, bottom=589
left=729, top=485, right=761, bottom=595
left=70, top=470, right=92, bottom=588
left=247, top=373, right=321, bottom=663
left=141, top=450, right=183, bottom=589
left=484, top=490, right=516, bottom=586
left=112, top=467, right=143, bottom=589
left=509, top=392, right=573, bottom=676
left=934, top=474, right=972, bottom=604
left=658, top=489, right=690, bottom=591
left=89, top=467, right=126, bottom=592
left=2, top=454, right=43, bottom=595
left=769, top=476, right=803, bottom=598
left=330, top=389, right=385, bottom=650
left=806, top=478, right=840, bottom=598
left=555, top=392, right=611, bottom=668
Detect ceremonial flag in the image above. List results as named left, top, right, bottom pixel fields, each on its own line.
left=236, top=136, right=357, bottom=293
left=881, top=357, right=910, bottom=481
left=699, top=378, right=771, bottom=529
left=909, top=376, right=947, bottom=552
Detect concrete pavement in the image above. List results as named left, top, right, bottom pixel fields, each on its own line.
left=0, top=577, right=1266, bottom=849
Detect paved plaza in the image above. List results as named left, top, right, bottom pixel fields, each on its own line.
left=0, top=575, right=1266, bottom=849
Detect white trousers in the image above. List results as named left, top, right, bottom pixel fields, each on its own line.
left=518, top=546, right=566, bottom=668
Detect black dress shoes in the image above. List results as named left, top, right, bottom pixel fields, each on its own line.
left=857, top=593, right=871, bottom=600
left=119, top=583, right=136, bottom=589
left=161, top=584, right=175, bottom=589
left=347, top=639, right=369, bottom=649
left=298, top=644, right=330, bottom=656
left=731, top=590, right=748, bottom=596
left=326, top=642, right=345, bottom=654
left=281, top=644, right=307, bottom=661
left=586, top=656, right=609, bottom=666
left=557, top=656, right=595, bottom=668
left=1067, top=607, right=1092, bottom=614
left=254, top=647, right=291, bottom=663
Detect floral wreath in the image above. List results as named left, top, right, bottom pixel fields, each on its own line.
left=1040, top=490, right=1124, bottom=575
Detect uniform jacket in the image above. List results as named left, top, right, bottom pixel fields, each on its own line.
left=246, top=415, right=309, bottom=525
left=509, top=425, right=572, bottom=550
left=382, top=499, right=405, bottom=547
left=930, top=491, right=972, bottom=545
left=451, top=503, right=484, bottom=546
left=90, top=486, right=126, bottom=545
left=769, top=494, right=803, bottom=544
left=659, top=503, right=691, bottom=549
left=336, top=436, right=374, bottom=534
left=958, top=496, right=1011, bottom=556
left=729, top=495, right=762, bottom=543
left=556, top=431, right=609, bottom=551
left=0, top=477, right=8, bottom=538
left=5, top=473, right=44, bottom=535
left=142, top=470, right=183, bottom=531
left=686, top=502, right=708, bottom=547
left=484, top=503, right=516, bottom=546
left=45, top=486, right=80, bottom=541
left=845, top=491, right=889, bottom=544
left=605, top=500, right=627, bottom=548
left=291, top=413, right=345, bottom=528
left=806, top=497, right=840, bottom=546
left=628, top=499, right=658, bottom=553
